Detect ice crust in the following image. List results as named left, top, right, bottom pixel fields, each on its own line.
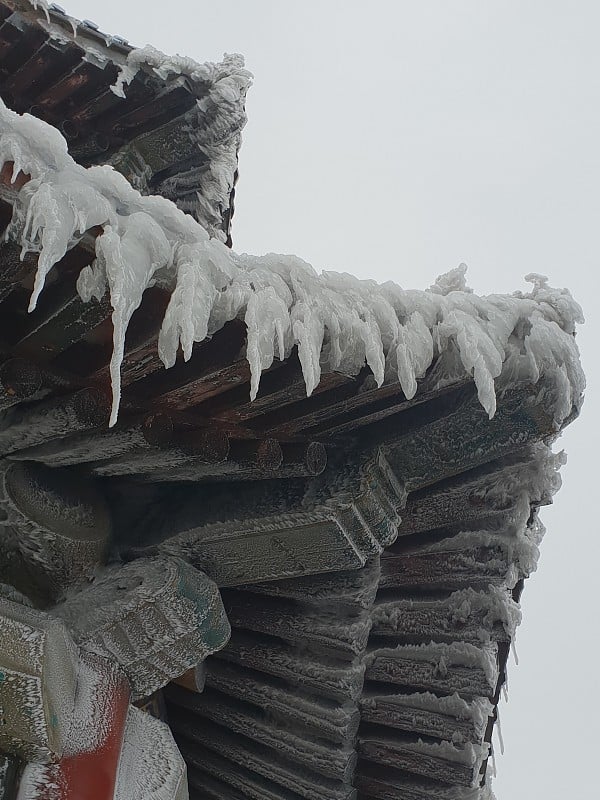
left=0, top=99, right=584, bottom=426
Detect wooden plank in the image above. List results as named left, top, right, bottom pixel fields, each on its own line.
left=169, top=689, right=356, bottom=782
left=174, top=717, right=356, bottom=800
left=358, top=732, right=476, bottom=787
left=236, top=560, right=381, bottom=611
left=365, top=643, right=498, bottom=700
left=221, top=590, right=372, bottom=656
left=355, top=763, right=477, bottom=800
left=377, top=382, right=556, bottom=493
left=0, top=38, right=81, bottom=99
left=123, top=320, right=248, bottom=407
left=12, top=288, right=112, bottom=363
left=208, top=356, right=352, bottom=424
left=196, top=660, right=360, bottom=744
left=8, top=412, right=173, bottom=466
left=216, top=631, right=366, bottom=702
left=0, top=357, right=43, bottom=412
left=369, top=591, right=513, bottom=646
left=0, top=387, right=110, bottom=455
left=360, top=692, right=488, bottom=744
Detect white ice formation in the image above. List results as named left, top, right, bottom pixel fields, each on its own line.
left=0, top=98, right=584, bottom=426
left=112, top=47, right=252, bottom=242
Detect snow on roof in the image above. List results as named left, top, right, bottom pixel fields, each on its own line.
left=0, top=98, right=584, bottom=427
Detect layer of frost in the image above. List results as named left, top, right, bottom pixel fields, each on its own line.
left=361, top=691, right=493, bottom=732
left=0, top=98, right=585, bottom=426
left=372, top=585, right=521, bottom=642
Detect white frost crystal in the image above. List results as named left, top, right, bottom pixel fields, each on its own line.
left=114, top=707, right=189, bottom=800
left=0, top=99, right=584, bottom=425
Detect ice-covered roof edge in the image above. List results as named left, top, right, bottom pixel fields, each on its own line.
left=110, top=49, right=252, bottom=242
left=0, top=97, right=585, bottom=427
left=8, top=1, right=252, bottom=243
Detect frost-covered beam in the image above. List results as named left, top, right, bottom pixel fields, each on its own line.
left=215, top=631, right=366, bottom=702
left=54, top=556, right=230, bottom=701
left=7, top=412, right=174, bottom=466
left=236, top=559, right=381, bottom=611
left=128, top=447, right=401, bottom=586
left=358, top=732, right=486, bottom=788
left=91, top=428, right=231, bottom=478
left=0, top=387, right=110, bottom=454
left=0, top=459, right=110, bottom=600
left=170, top=689, right=356, bottom=784
left=194, top=661, right=361, bottom=744
left=355, top=763, right=493, bottom=800
left=174, top=719, right=354, bottom=800
left=0, top=357, right=42, bottom=411
left=365, top=642, right=499, bottom=700
left=221, top=590, right=371, bottom=657
left=378, top=380, right=560, bottom=493
left=370, top=587, right=520, bottom=647
left=394, top=444, right=559, bottom=537
left=360, top=693, right=491, bottom=746
left=129, top=439, right=326, bottom=484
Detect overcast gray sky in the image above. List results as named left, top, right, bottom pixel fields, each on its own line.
left=63, top=1, right=599, bottom=796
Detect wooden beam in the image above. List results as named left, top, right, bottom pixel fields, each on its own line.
left=0, top=387, right=110, bottom=455
left=358, top=732, right=476, bottom=787
left=196, top=661, right=360, bottom=744
left=215, top=631, right=365, bottom=702
left=180, top=734, right=353, bottom=800
left=8, top=412, right=174, bottom=467
left=221, top=590, right=372, bottom=657
left=0, top=357, right=43, bottom=411
left=360, top=692, right=486, bottom=745
left=365, top=644, right=498, bottom=700
left=169, top=689, right=357, bottom=783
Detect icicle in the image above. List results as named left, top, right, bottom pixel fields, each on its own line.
left=28, top=1, right=50, bottom=24
left=245, top=286, right=291, bottom=399
left=511, top=637, right=520, bottom=666
left=0, top=96, right=585, bottom=428
left=489, top=745, right=497, bottom=778
left=495, top=706, right=505, bottom=756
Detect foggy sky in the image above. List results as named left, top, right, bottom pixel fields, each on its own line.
left=57, top=2, right=599, bottom=796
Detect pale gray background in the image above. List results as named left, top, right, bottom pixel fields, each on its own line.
left=61, top=1, right=600, bottom=796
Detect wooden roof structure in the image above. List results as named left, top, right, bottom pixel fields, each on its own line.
left=0, top=0, right=248, bottom=243
left=0, top=3, right=584, bottom=800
